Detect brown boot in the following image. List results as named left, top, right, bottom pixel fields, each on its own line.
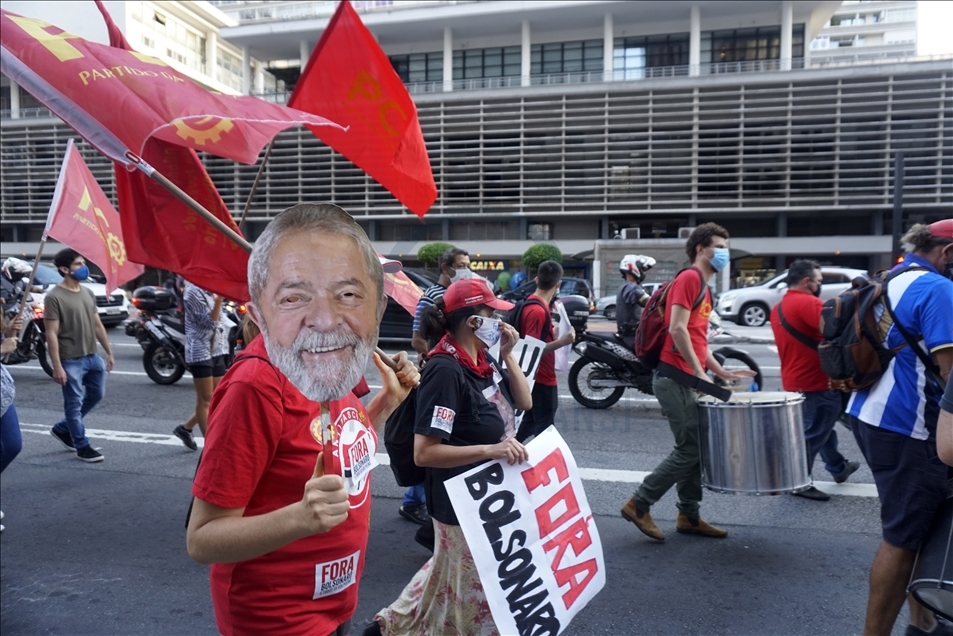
left=676, top=512, right=728, bottom=538
left=621, top=499, right=665, bottom=541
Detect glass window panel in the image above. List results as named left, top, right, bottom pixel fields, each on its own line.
left=583, top=56, right=602, bottom=71
left=504, top=49, right=521, bottom=65
left=484, top=65, right=502, bottom=77
left=542, top=49, right=562, bottom=63
left=584, top=44, right=603, bottom=59
left=531, top=61, right=541, bottom=74
left=409, top=59, right=426, bottom=72
left=485, top=52, right=502, bottom=66
left=564, top=47, right=583, bottom=61
left=503, top=62, right=521, bottom=76
left=542, top=60, right=562, bottom=73
left=564, top=58, right=583, bottom=72
left=564, top=41, right=582, bottom=51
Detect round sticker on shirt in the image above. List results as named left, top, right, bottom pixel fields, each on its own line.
left=335, top=407, right=378, bottom=508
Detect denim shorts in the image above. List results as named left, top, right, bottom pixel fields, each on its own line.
left=851, top=416, right=950, bottom=551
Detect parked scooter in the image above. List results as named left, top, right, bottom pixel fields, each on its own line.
left=3, top=294, right=53, bottom=377
left=568, top=307, right=763, bottom=409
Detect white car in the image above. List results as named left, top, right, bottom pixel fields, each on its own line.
left=28, top=261, right=130, bottom=327
left=595, top=282, right=662, bottom=320
left=716, top=266, right=869, bottom=327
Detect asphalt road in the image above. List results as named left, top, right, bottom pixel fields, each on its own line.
left=0, top=324, right=904, bottom=636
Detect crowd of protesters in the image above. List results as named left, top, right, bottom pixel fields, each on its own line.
left=1, top=210, right=950, bottom=636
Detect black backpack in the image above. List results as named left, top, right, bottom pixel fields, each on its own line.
left=817, top=267, right=942, bottom=391
left=502, top=296, right=550, bottom=339
left=383, top=358, right=484, bottom=487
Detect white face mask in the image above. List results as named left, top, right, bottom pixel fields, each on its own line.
left=449, top=267, right=477, bottom=284
left=469, top=315, right=502, bottom=348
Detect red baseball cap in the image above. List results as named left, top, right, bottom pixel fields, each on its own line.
left=929, top=219, right=953, bottom=240
left=443, top=278, right=514, bottom=313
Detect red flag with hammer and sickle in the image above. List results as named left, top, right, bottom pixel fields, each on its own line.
left=44, top=139, right=144, bottom=293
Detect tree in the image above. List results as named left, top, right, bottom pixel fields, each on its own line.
left=522, top=244, right=562, bottom=271
left=417, top=242, right=454, bottom=268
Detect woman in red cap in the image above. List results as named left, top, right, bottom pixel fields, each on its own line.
left=366, top=278, right=533, bottom=636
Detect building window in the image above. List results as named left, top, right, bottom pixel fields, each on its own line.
left=613, top=33, right=689, bottom=78
left=885, top=8, right=916, bottom=23
left=389, top=51, right=442, bottom=83
left=451, top=46, right=521, bottom=80
left=704, top=25, right=804, bottom=66
left=528, top=223, right=551, bottom=241
left=530, top=40, right=603, bottom=76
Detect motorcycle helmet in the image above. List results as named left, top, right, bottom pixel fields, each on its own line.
left=1, top=257, right=33, bottom=281
left=619, top=254, right=656, bottom=282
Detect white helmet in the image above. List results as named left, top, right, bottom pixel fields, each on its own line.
left=619, top=254, right=656, bottom=281
left=1, top=257, right=33, bottom=280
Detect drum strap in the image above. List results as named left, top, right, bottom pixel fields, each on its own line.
left=656, top=361, right=732, bottom=402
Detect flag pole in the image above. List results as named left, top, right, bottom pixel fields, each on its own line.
left=238, top=140, right=275, bottom=233
left=131, top=157, right=399, bottom=371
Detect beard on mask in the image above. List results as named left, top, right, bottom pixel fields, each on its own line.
left=262, top=325, right=377, bottom=402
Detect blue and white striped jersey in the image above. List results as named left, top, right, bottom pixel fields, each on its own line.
left=411, top=283, right=446, bottom=335
left=847, top=255, right=953, bottom=440
left=184, top=284, right=230, bottom=364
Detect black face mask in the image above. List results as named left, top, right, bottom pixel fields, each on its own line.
left=944, top=261, right=953, bottom=280
left=812, top=282, right=822, bottom=298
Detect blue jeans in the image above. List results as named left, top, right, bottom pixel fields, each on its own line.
left=402, top=484, right=425, bottom=507
left=803, top=390, right=848, bottom=479
left=1, top=403, right=22, bottom=473
left=52, top=354, right=106, bottom=451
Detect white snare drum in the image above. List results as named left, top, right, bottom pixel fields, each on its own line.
left=697, top=391, right=811, bottom=496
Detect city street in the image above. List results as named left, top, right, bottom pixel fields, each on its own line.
left=0, top=323, right=895, bottom=635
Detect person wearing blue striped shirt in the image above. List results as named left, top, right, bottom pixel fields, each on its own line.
left=847, top=220, right=953, bottom=636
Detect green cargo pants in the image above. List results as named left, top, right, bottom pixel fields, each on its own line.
left=633, top=375, right=704, bottom=518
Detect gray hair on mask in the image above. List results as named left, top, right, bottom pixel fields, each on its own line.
left=248, top=203, right=384, bottom=311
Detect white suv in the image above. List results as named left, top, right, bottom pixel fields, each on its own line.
left=716, top=266, right=869, bottom=327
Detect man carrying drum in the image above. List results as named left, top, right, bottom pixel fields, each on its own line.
left=620, top=223, right=755, bottom=542
left=769, top=259, right=860, bottom=501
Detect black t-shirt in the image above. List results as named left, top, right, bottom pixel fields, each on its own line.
left=414, top=353, right=514, bottom=526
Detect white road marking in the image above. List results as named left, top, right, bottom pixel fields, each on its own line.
left=768, top=345, right=778, bottom=354
left=9, top=365, right=184, bottom=378
left=20, top=422, right=877, bottom=497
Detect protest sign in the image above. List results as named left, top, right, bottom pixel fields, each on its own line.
left=553, top=301, right=572, bottom=372
left=445, top=427, right=605, bottom=636
left=491, top=335, right=546, bottom=428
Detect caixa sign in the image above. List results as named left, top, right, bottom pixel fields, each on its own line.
left=470, top=261, right=508, bottom=271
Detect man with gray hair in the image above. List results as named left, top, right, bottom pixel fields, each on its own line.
left=186, top=203, right=419, bottom=636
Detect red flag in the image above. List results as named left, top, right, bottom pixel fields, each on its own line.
left=289, top=0, right=437, bottom=217
left=44, top=139, right=144, bottom=293
left=93, top=1, right=249, bottom=301
left=383, top=272, right=423, bottom=316
left=0, top=8, right=340, bottom=164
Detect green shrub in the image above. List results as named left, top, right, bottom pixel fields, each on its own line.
left=417, top=242, right=455, bottom=268
left=522, top=244, right=563, bottom=271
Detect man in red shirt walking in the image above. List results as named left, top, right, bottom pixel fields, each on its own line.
left=515, top=260, right=575, bottom=442
left=770, top=259, right=859, bottom=501
left=621, top=224, right=755, bottom=542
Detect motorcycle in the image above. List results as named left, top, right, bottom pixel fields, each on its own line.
left=567, top=305, right=763, bottom=410
left=126, top=287, right=243, bottom=385
left=3, top=294, right=53, bottom=377
left=127, top=286, right=187, bottom=385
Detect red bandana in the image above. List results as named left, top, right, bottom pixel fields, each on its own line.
left=428, top=334, right=494, bottom=378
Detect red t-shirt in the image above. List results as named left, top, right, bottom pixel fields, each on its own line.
left=520, top=294, right=556, bottom=386
left=659, top=268, right=712, bottom=374
left=770, top=290, right=829, bottom=392
left=193, top=337, right=377, bottom=636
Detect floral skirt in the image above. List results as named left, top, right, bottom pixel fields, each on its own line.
left=375, top=520, right=498, bottom=636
